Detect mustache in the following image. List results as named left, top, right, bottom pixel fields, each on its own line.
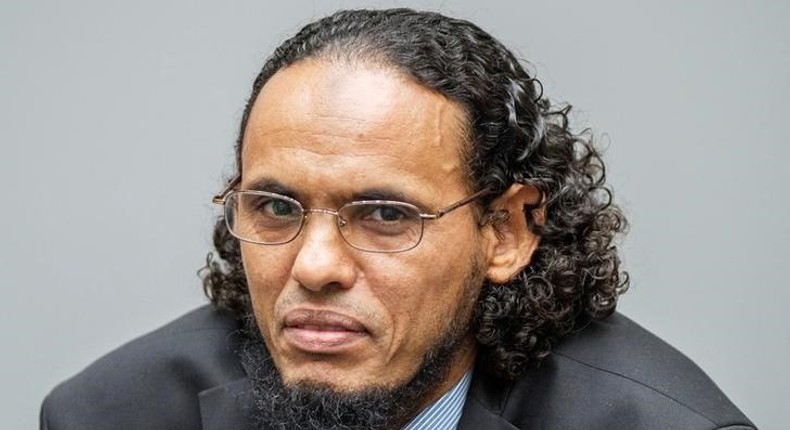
left=274, top=287, right=384, bottom=331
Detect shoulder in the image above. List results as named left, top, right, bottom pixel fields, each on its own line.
left=41, top=305, right=245, bottom=430
left=467, top=313, right=755, bottom=430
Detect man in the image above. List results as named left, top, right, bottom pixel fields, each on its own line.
left=41, top=8, right=754, bottom=430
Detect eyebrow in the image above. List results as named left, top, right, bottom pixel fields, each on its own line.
left=350, top=187, right=427, bottom=209
left=243, top=177, right=299, bottom=199
left=242, top=177, right=428, bottom=209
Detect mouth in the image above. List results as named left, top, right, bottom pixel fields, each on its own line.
left=282, top=309, right=369, bottom=353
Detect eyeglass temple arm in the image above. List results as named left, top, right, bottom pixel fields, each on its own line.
left=212, top=175, right=242, bottom=204
left=430, top=187, right=491, bottom=218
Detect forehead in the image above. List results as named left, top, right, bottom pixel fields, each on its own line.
left=241, top=60, right=470, bottom=201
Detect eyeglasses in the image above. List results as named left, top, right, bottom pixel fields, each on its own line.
left=212, top=176, right=489, bottom=253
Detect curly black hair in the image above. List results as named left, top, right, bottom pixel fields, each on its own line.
left=201, top=8, right=629, bottom=380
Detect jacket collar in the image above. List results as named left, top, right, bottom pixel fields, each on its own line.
left=199, top=378, right=256, bottom=430
left=457, top=368, right=520, bottom=430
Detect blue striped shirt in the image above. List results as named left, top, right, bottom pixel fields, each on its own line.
left=401, top=370, right=473, bottom=430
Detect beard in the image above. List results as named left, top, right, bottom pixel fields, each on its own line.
left=238, top=256, right=485, bottom=430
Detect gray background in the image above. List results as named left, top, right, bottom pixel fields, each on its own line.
left=2, top=1, right=787, bottom=428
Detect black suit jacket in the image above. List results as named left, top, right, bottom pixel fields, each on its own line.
left=41, top=306, right=755, bottom=429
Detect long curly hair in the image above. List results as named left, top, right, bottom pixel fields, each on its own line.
left=201, top=8, right=629, bottom=380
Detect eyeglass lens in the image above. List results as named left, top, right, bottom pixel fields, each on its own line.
left=224, top=191, right=425, bottom=252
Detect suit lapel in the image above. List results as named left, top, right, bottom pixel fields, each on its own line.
left=199, top=378, right=256, bottom=430
left=457, top=396, right=521, bottom=430
left=457, top=368, right=521, bottom=430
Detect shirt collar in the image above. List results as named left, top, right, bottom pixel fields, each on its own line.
left=401, top=369, right=474, bottom=430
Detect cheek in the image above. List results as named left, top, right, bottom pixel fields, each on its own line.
left=367, top=232, right=481, bottom=350
left=241, top=244, right=292, bottom=325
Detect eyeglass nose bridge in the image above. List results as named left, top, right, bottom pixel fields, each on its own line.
left=302, top=207, right=349, bottom=227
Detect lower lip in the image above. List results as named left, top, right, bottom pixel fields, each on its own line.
left=283, top=326, right=367, bottom=353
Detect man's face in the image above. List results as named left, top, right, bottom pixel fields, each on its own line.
left=239, top=59, right=486, bottom=396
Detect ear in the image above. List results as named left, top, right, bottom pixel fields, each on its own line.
left=482, top=183, right=543, bottom=284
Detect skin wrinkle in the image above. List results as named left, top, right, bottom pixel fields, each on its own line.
left=240, top=247, right=483, bottom=429
left=242, top=75, right=466, bottom=206
left=202, top=13, right=631, bottom=426
left=244, top=58, right=465, bottom=188
left=251, top=123, right=404, bottom=146
left=242, top=149, right=434, bottom=210
left=240, top=60, right=484, bottom=401
left=245, top=129, right=460, bottom=175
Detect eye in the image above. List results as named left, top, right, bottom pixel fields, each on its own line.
left=350, top=203, right=421, bottom=229
left=354, top=204, right=413, bottom=224
left=244, top=194, right=300, bottom=218
left=265, top=198, right=296, bottom=216
left=365, top=204, right=408, bottom=222
left=346, top=202, right=421, bottom=239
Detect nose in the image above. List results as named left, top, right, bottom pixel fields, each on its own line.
left=290, top=211, right=357, bottom=292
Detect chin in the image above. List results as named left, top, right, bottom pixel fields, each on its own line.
left=276, top=357, right=407, bottom=394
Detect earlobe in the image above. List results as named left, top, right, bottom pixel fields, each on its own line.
left=483, top=183, right=542, bottom=284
